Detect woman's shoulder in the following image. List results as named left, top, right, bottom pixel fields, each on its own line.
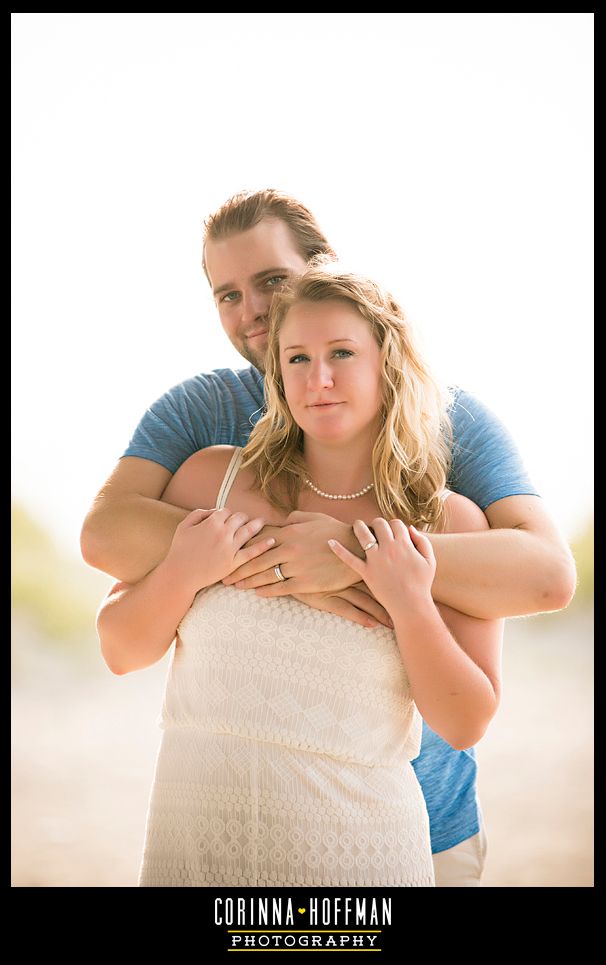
left=161, top=445, right=241, bottom=510
left=440, top=490, right=490, bottom=534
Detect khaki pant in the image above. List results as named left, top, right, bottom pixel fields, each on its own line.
left=432, top=823, right=488, bottom=887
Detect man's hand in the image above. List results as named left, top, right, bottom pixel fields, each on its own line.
left=292, top=583, right=394, bottom=630
left=221, top=511, right=365, bottom=595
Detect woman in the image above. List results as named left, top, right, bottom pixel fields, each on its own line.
left=97, top=263, right=503, bottom=887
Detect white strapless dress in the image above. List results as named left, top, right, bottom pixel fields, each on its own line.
left=137, top=583, right=434, bottom=887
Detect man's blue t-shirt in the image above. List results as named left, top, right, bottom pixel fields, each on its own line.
left=123, top=366, right=539, bottom=853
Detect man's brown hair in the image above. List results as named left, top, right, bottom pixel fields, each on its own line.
left=202, top=188, right=335, bottom=280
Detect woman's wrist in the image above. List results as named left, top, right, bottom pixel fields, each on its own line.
left=389, top=594, right=437, bottom=629
left=154, top=555, right=205, bottom=606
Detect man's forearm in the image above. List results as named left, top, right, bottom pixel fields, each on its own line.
left=428, top=528, right=576, bottom=619
left=218, top=506, right=576, bottom=620
left=80, top=496, right=189, bottom=583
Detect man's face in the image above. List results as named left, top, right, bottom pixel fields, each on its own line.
left=204, top=218, right=309, bottom=372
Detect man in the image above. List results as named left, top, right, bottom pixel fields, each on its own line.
left=81, top=188, right=576, bottom=886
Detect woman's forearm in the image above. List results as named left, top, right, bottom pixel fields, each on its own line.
left=81, top=496, right=189, bottom=583
left=428, top=528, right=575, bottom=619
left=392, top=600, right=498, bottom=750
left=97, top=559, right=197, bottom=675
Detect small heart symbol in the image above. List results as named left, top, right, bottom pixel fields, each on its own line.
left=298, top=907, right=306, bottom=914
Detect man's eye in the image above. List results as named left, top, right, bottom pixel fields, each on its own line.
left=265, top=275, right=287, bottom=288
left=220, top=291, right=239, bottom=303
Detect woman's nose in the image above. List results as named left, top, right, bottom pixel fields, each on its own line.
left=307, top=360, right=335, bottom=391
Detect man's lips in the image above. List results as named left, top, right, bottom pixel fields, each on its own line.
left=245, top=329, right=268, bottom=340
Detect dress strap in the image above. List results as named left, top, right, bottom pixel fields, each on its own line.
left=216, top=447, right=244, bottom=509
left=440, top=489, right=453, bottom=501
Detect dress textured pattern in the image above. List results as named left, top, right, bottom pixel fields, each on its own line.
left=137, top=582, right=434, bottom=887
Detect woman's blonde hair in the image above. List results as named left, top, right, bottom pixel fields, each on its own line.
left=241, top=262, right=453, bottom=532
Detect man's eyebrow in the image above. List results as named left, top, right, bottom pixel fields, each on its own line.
left=283, top=338, right=358, bottom=351
left=212, top=267, right=292, bottom=298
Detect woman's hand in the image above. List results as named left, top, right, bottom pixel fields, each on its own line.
left=328, top=518, right=436, bottom=617
left=164, top=508, right=275, bottom=595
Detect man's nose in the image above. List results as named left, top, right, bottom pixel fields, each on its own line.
left=240, top=289, right=269, bottom=324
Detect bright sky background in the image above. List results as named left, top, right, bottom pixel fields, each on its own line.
left=12, top=13, right=593, bottom=559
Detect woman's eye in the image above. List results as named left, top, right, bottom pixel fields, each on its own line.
left=287, top=350, right=353, bottom=364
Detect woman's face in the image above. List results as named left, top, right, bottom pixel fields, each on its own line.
left=279, top=299, right=384, bottom=446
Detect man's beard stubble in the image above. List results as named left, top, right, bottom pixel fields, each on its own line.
left=237, top=339, right=267, bottom=374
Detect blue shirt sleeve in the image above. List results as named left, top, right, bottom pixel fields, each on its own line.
left=121, top=367, right=265, bottom=475
left=447, top=387, right=539, bottom=509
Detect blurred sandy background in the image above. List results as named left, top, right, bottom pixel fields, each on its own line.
left=11, top=505, right=593, bottom=888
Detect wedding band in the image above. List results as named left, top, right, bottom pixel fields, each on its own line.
left=363, top=540, right=378, bottom=551
left=274, top=564, right=286, bottom=582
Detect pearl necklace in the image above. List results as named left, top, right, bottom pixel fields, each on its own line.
left=304, top=477, right=374, bottom=500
